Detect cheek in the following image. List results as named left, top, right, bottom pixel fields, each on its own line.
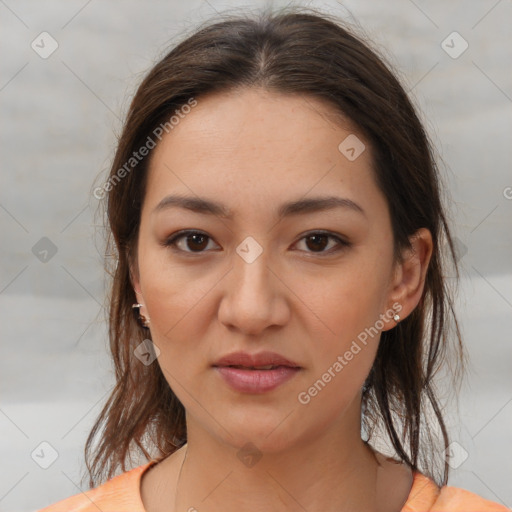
left=292, top=256, right=389, bottom=404
left=137, top=248, right=208, bottom=361
left=144, top=275, right=208, bottom=349
left=299, top=262, right=387, bottom=348
left=294, top=278, right=382, bottom=421
left=142, top=276, right=211, bottom=403
left=138, top=237, right=211, bottom=328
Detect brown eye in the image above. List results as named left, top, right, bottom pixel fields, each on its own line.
left=304, top=234, right=330, bottom=252
left=295, top=232, right=350, bottom=255
left=164, top=231, right=218, bottom=253
left=184, top=233, right=209, bottom=251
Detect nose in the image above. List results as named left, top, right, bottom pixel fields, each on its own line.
left=217, top=245, right=290, bottom=336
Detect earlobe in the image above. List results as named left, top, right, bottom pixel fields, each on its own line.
left=128, top=263, right=150, bottom=328
left=130, top=273, right=145, bottom=309
left=382, top=228, right=433, bottom=331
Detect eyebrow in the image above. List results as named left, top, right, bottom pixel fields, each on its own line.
left=152, top=194, right=366, bottom=219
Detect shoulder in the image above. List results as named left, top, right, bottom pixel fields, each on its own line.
left=433, top=485, right=510, bottom=512
left=403, top=472, right=510, bottom=512
left=35, top=462, right=155, bottom=512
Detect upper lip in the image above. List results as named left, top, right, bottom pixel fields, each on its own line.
left=213, top=351, right=301, bottom=368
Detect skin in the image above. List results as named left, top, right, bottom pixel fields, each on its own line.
left=132, top=87, right=433, bottom=512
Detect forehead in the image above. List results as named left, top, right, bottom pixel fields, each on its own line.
left=151, top=87, right=360, bottom=161
left=143, top=87, right=384, bottom=221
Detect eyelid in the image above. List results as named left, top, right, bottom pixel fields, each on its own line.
left=163, top=229, right=351, bottom=256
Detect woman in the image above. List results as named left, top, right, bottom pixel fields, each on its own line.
left=38, top=6, right=508, bottom=512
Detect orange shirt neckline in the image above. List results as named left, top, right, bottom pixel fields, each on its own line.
left=131, top=460, right=440, bottom=512
left=38, top=458, right=509, bottom=511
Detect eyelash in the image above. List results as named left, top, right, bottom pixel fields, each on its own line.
left=162, top=230, right=351, bottom=257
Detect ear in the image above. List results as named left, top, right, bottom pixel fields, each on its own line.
left=381, top=228, right=433, bottom=331
left=128, top=257, right=143, bottom=302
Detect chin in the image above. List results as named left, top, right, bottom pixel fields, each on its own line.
left=228, top=430, right=298, bottom=457
left=209, top=406, right=302, bottom=454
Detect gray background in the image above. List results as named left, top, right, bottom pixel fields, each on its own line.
left=1, top=0, right=511, bottom=511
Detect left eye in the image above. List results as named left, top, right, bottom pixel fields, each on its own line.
left=163, top=230, right=350, bottom=255
left=295, top=232, right=350, bottom=254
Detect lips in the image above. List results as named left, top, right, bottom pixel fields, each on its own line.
left=212, top=351, right=301, bottom=393
left=213, top=351, right=300, bottom=369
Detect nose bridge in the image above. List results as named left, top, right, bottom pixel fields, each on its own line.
left=233, top=234, right=274, bottom=299
left=218, top=234, right=287, bottom=333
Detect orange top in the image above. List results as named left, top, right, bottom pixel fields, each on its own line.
left=37, top=460, right=509, bottom=512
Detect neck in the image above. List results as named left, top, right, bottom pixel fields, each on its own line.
left=173, top=405, right=383, bottom=512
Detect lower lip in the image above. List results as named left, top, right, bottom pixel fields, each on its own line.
left=214, top=366, right=301, bottom=393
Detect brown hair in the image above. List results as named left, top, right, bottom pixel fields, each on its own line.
left=85, top=5, right=464, bottom=489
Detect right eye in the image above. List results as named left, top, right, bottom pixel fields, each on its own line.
left=163, top=230, right=220, bottom=254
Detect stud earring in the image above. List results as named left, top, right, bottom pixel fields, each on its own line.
left=393, top=313, right=400, bottom=323
left=132, top=303, right=150, bottom=328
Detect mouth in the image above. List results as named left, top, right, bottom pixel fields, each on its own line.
left=212, top=352, right=302, bottom=393
left=212, top=350, right=301, bottom=370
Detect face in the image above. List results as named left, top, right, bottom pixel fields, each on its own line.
left=132, top=87, right=403, bottom=453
